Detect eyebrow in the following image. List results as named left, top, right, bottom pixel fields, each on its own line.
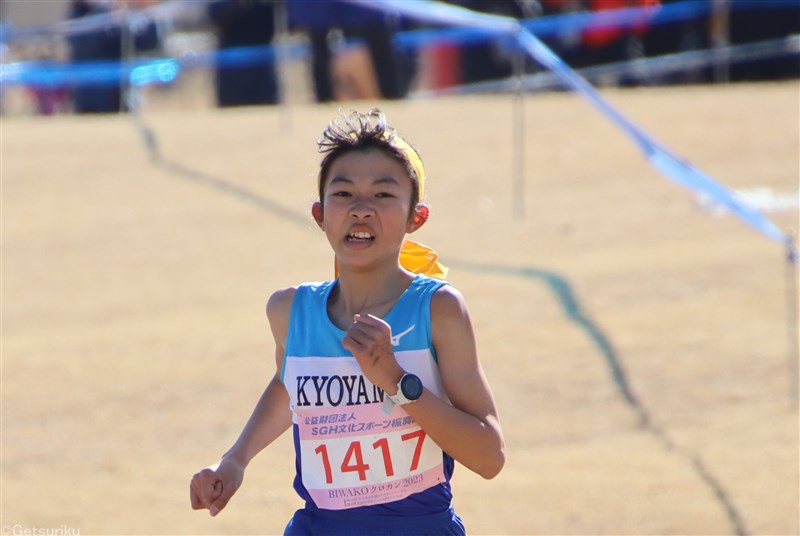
left=329, top=176, right=401, bottom=186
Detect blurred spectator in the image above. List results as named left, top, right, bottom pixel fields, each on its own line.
left=640, top=0, right=712, bottom=84
left=287, top=0, right=412, bottom=102
left=446, top=0, right=541, bottom=85
left=540, top=0, right=659, bottom=80
left=207, top=0, right=279, bottom=107
left=29, top=41, right=70, bottom=115
left=67, top=0, right=160, bottom=114
left=728, top=1, right=800, bottom=81
left=32, top=85, right=70, bottom=115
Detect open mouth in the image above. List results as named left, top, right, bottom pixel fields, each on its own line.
left=346, top=231, right=374, bottom=243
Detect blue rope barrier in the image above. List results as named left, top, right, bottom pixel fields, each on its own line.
left=418, top=35, right=800, bottom=95
left=0, top=39, right=315, bottom=88
left=2, top=0, right=797, bottom=90
left=2, top=0, right=793, bottom=46
left=347, top=0, right=793, bottom=251
left=1, top=56, right=180, bottom=88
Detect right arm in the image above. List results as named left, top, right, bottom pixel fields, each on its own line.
left=190, top=287, right=296, bottom=516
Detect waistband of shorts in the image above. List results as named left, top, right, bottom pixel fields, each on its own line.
left=302, top=504, right=458, bottom=528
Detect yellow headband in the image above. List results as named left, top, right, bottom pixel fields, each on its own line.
left=384, top=133, right=426, bottom=202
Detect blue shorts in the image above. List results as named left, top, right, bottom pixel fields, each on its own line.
left=283, top=505, right=466, bottom=536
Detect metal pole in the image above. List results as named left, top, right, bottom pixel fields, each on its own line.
left=120, top=5, right=135, bottom=114
left=711, top=0, right=730, bottom=83
left=785, top=231, right=799, bottom=410
left=273, top=0, right=291, bottom=131
left=121, top=5, right=160, bottom=161
left=512, top=31, right=525, bottom=221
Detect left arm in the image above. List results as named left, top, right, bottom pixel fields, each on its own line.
left=343, top=286, right=505, bottom=479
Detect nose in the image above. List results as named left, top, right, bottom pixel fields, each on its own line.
left=350, top=197, right=374, bottom=219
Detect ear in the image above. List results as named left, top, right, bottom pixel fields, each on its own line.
left=407, top=204, right=429, bottom=233
left=311, top=201, right=324, bottom=230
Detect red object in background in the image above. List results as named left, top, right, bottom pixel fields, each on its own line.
left=30, top=87, right=69, bottom=115
left=421, top=42, right=461, bottom=90
left=584, top=0, right=661, bottom=48
left=541, top=0, right=661, bottom=49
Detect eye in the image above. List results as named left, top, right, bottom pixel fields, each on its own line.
left=375, top=192, right=395, bottom=198
left=330, top=190, right=351, bottom=197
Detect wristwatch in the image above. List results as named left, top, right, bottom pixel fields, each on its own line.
left=388, top=373, right=424, bottom=406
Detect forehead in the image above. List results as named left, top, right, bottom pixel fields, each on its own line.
left=325, top=148, right=412, bottom=185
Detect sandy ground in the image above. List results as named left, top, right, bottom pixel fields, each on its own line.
left=2, top=81, right=798, bottom=535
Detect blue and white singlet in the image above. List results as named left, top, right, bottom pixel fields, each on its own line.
left=281, top=274, right=456, bottom=516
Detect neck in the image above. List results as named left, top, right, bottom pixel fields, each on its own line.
left=329, top=263, right=414, bottom=327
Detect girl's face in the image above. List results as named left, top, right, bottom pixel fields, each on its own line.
left=315, top=148, right=423, bottom=273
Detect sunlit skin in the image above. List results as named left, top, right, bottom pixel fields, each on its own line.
left=190, top=145, right=505, bottom=519
left=313, top=149, right=428, bottom=393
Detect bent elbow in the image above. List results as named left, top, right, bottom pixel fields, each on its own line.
left=477, top=448, right=506, bottom=480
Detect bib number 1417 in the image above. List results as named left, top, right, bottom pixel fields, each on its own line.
left=314, top=430, right=426, bottom=484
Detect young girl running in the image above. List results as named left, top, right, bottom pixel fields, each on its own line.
left=190, top=109, right=505, bottom=535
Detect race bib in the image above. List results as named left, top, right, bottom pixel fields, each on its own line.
left=296, top=401, right=445, bottom=510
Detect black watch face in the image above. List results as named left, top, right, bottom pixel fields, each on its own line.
left=401, top=374, right=423, bottom=401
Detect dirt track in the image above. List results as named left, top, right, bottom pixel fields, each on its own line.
left=2, top=81, right=798, bottom=535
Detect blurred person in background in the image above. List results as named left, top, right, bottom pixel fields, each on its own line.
left=445, top=0, right=541, bottom=85
left=640, top=0, right=712, bottom=84
left=287, top=0, right=412, bottom=102
left=207, top=0, right=279, bottom=107
left=727, top=1, right=800, bottom=81
left=67, top=0, right=160, bottom=114
left=28, top=39, right=70, bottom=115
left=540, top=0, right=659, bottom=83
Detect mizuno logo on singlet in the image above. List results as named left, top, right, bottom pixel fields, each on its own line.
left=391, top=325, right=415, bottom=346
